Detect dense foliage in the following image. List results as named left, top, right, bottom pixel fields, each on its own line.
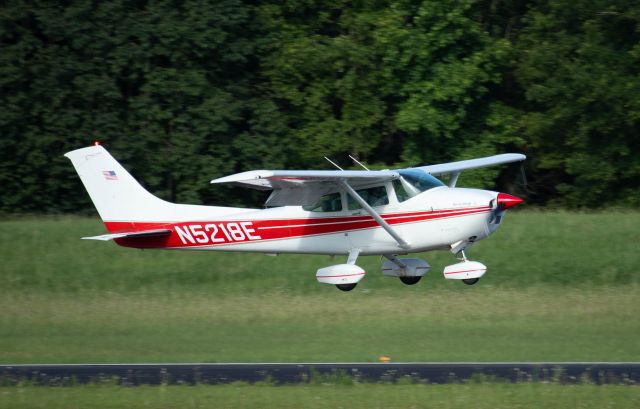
left=1, top=0, right=638, bottom=212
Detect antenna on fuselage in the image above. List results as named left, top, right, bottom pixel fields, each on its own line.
left=349, top=154, right=370, bottom=171
left=324, top=157, right=344, bottom=171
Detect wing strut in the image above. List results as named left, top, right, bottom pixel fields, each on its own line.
left=448, top=172, right=461, bottom=188
left=338, top=180, right=411, bottom=250
left=384, top=254, right=407, bottom=268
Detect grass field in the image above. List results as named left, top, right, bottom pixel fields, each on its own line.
left=0, top=211, right=639, bottom=364
left=0, top=383, right=640, bottom=409
left=1, top=383, right=639, bottom=409
left=1, top=287, right=638, bottom=363
left=1, top=211, right=639, bottom=294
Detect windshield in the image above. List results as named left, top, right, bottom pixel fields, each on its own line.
left=394, top=169, right=445, bottom=201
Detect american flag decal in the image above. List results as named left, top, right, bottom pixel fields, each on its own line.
left=103, top=170, right=118, bottom=180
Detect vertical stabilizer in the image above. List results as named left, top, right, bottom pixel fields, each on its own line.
left=65, top=145, right=253, bottom=225
left=64, top=145, right=174, bottom=222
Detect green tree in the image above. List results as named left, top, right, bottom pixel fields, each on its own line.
left=260, top=0, right=523, bottom=190
left=259, top=1, right=388, bottom=166
left=374, top=0, right=521, bottom=188
left=3, top=0, right=638, bottom=213
left=515, top=0, right=640, bottom=207
left=0, top=0, right=288, bottom=212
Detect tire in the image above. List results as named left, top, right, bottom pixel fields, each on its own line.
left=336, top=283, right=357, bottom=292
left=399, top=276, right=421, bottom=285
left=462, top=278, right=480, bottom=285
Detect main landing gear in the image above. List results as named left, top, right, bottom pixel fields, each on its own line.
left=316, top=249, right=366, bottom=291
left=382, top=255, right=430, bottom=285
left=399, top=276, right=422, bottom=285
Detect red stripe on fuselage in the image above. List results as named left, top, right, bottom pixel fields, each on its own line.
left=106, top=206, right=490, bottom=249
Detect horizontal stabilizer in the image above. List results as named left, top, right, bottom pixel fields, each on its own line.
left=82, top=229, right=172, bottom=241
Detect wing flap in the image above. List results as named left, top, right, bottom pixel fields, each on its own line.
left=82, top=229, right=172, bottom=241
left=211, top=169, right=399, bottom=190
left=211, top=169, right=400, bottom=206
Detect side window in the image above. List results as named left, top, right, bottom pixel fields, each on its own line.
left=303, top=192, right=343, bottom=212
left=393, top=179, right=411, bottom=202
left=347, top=186, right=389, bottom=209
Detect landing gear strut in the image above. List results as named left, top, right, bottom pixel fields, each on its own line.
left=382, top=255, right=430, bottom=286
left=459, top=251, right=480, bottom=285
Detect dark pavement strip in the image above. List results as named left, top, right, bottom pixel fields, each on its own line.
left=1, top=363, right=638, bottom=385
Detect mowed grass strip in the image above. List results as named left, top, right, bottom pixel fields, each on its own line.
left=1, top=383, right=639, bottom=409
left=1, top=287, right=638, bottom=363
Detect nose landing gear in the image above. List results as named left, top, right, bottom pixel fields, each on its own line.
left=443, top=250, right=487, bottom=285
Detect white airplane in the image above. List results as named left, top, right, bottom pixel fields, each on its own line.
left=65, top=143, right=525, bottom=291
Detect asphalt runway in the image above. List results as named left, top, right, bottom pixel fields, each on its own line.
left=1, top=363, right=638, bottom=385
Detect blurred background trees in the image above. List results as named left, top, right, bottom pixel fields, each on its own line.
left=1, top=0, right=638, bottom=213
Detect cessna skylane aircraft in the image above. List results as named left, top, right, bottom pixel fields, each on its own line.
left=66, top=143, right=525, bottom=291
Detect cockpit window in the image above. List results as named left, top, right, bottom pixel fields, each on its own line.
left=347, top=185, right=389, bottom=210
left=303, top=192, right=342, bottom=212
left=394, top=169, right=445, bottom=202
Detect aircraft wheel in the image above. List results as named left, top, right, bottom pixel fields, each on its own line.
left=399, top=276, right=421, bottom=285
left=336, top=283, right=357, bottom=292
left=462, top=278, right=480, bottom=285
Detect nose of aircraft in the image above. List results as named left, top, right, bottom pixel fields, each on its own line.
left=496, top=192, right=524, bottom=210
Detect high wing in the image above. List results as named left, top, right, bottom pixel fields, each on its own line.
left=411, top=153, right=526, bottom=187
left=414, top=154, right=526, bottom=176
left=210, top=153, right=526, bottom=205
left=211, top=169, right=399, bottom=207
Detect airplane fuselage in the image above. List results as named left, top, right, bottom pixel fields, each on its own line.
left=111, top=187, right=499, bottom=256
